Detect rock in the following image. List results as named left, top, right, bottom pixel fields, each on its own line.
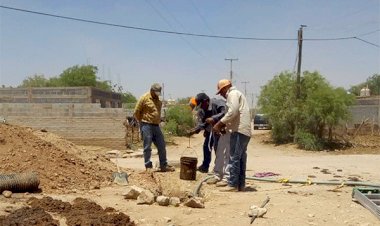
left=123, top=185, right=144, bottom=199
left=156, top=196, right=170, bottom=206
left=137, top=190, right=155, bottom=205
left=184, top=197, right=205, bottom=208
left=4, top=206, right=13, bottom=212
left=250, top=204, right=259, bottom=210
left=106, top=150, right=120, bottom=157
left=248, top=207, right=267, bottom=217
left=2, top=190, right=12, bottom=198
left=169, top=197, right=181, bottom=207
left=163, top=217, right=171, bottom=223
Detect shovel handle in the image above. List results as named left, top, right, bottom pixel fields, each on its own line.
left=115, top=158, right=121, bottom=173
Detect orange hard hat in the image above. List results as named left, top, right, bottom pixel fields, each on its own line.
left=216, top=79, right=231, bottom=94
left=189, top=97, right=197, bottom=109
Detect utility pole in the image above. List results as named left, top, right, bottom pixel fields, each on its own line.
left=241, top=81, right=249, bottom=97
left=162, top=83, right=165, bottom=102
left=294, top=25, right=306, bottom=142
left=296, top=25, right=306, bottom=99
left=225, top=58, right=238, bottom=81
left=250, top=92, right=255, bottom=119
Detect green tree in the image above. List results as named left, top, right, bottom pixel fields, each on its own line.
left=17, top=64, right=117, bottom=92
left=258, top=71, right=355, bottom=150
left=259, top=71, right=297, bottom=143
left=301, top=72, right=354, bottom=141
left=19, top=74, right=49, bottom=87
left=59, top=65, right=97, bottom=87
left=96, top=80, right=112, bottom=91
left=349, top=73, right=380, bottom=96
left=366, top=74, right=380, bottom=95
left=122, top=92, right=137, bottom=103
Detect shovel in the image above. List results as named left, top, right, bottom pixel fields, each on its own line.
left=112, top=158, right=128, bottom=185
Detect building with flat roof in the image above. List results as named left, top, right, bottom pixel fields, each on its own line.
left=0, top=87, right=122, bottom=108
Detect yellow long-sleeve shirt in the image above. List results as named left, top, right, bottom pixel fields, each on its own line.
left=134, top=92, right=162, bottom=125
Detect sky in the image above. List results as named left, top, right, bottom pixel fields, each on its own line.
left=0, top=0, right=379, bottom=105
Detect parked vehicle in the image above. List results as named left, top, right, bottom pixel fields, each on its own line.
left=253, top=114, right=271, bottom=130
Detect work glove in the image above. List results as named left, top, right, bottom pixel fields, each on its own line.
left=212, top=121, right=226, bottom=134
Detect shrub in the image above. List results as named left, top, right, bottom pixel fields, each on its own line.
left=163, top=105, right=194, bottom=136
left=294, top=130, right=323, bottom=151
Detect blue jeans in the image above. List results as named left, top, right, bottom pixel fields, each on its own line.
left=140, top=122, right=167, bottom=169
left=228, top=132, right=250, bottom=189
left=200, top=131, right=218, bottom=171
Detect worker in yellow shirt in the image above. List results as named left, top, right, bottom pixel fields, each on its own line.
left=134, top=83, right=174, bottom=172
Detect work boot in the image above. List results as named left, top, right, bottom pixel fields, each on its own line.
left=216, top=180, right=228, bottom=187
left=220, top=186, right=239, bottom=192
left=145, top=167, right=153, bottom=173
left=197, top=166, right=208, bottom=173
left=206, top=177, right=220, bottom=185
left=159, top=165, right=175, bottom=172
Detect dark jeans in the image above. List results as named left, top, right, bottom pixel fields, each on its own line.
left=200, top=131, right=219, bottom=171
left=140, top=122, right=167, bottom=168
left=228, top=132, right=250, bottom=189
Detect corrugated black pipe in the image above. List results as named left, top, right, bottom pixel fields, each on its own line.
left=0, top=172, right=40, bottom=193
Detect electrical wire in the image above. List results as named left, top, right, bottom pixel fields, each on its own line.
left=144, top=0, right=224, bottom=73
left=1, top=5, right=379, bottom=45
left=354, top=37, right=380, bottom=48
left=189, top=0, right=235, bottom=57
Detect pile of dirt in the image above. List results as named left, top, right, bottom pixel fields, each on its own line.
left=0, top=124, right=113, bottom=193
left=0, top=196, right=134, bottom=226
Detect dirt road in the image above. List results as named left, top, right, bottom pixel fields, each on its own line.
left=1, top=125, right=379, bottom=225
left=115, top=130, right=379, bottom=226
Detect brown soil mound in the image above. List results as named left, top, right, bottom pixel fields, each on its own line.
left=0, top=205, right=59, bottom=226
left=0, top=124, right=113, bottom=193
left=0, top=196, right=134, bottom=226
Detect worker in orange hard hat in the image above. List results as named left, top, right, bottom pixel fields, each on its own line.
left=189, top=97, right=197, bottom=110
left=188, top=93, right=226, bottom=174
left=213, top=78, right=251, bottom=192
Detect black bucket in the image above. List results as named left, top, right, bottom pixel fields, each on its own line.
left=180, top=156, right=197, bottom=180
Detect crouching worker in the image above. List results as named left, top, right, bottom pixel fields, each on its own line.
left=188, top=93, right=226, bottom=176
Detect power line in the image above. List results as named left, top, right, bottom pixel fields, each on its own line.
left=144, top=0, right=204, bottom=57
left=1, top=5, right=379, bottom=47
left=146, top=0, right=225, bottom=72
left=189, top=0, right=234, bottom=57
left=354, top=37, right=380, bottom=48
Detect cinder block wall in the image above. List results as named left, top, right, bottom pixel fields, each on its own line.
left=349, top=105, right=380, bottom=126
left=0, top=103, right=130, bottom=149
